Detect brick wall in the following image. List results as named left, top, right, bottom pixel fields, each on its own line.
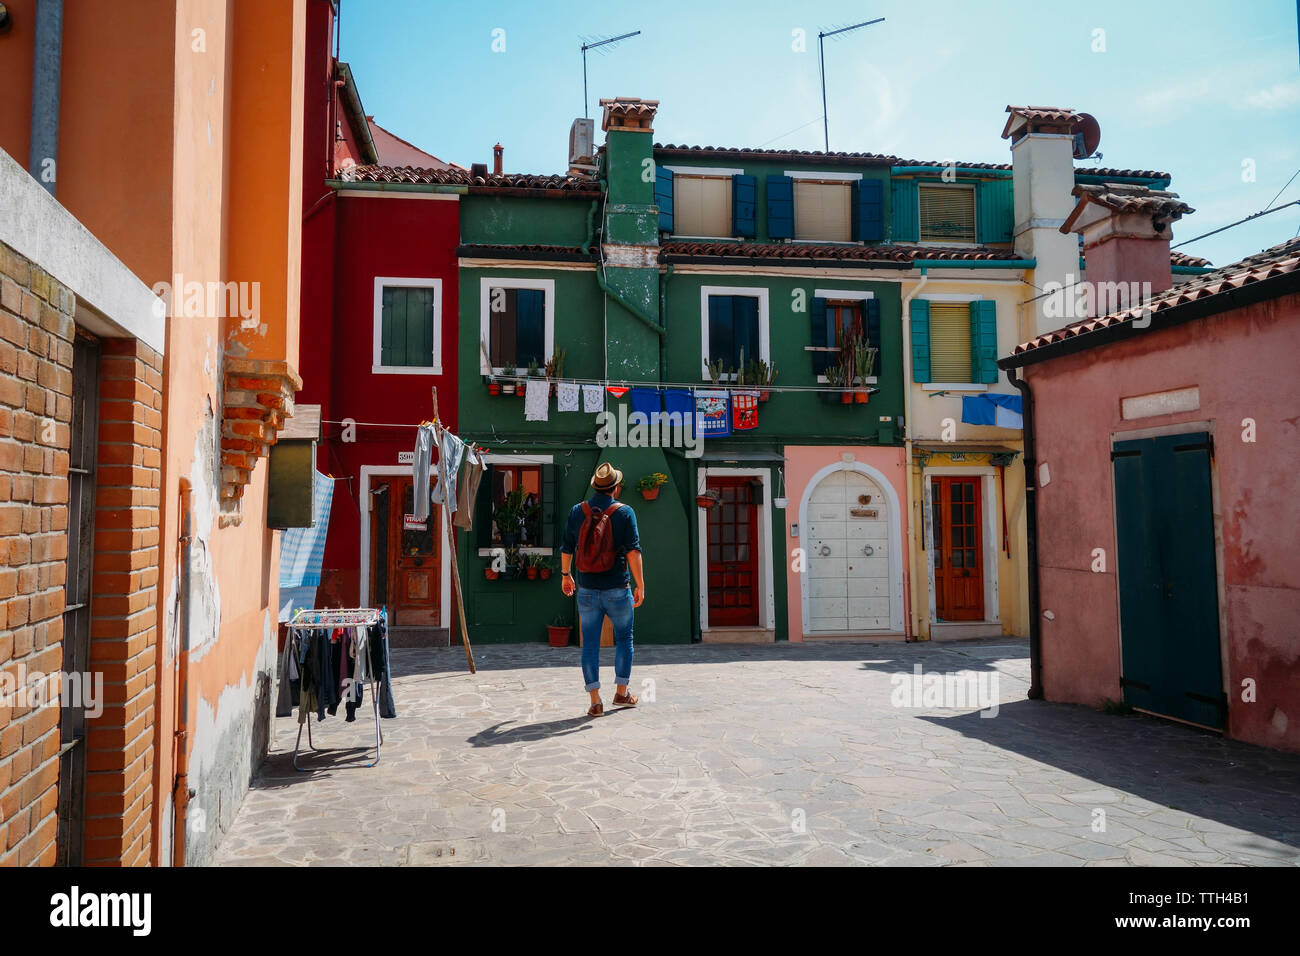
left=85, top=338, right=162, bottom=866
left=0, top=239, right=75, bottom=867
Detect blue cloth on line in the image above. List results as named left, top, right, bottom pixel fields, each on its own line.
left=279, top=470, right=334, bottom=589
left=961, top=393, right=1023, bottom=428
left=663, top=389, right=695, bottom=436
left=629, top=387, right=662, bottom=424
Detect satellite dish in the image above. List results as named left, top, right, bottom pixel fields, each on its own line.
left=1072, top=113, right=1101, bottom=160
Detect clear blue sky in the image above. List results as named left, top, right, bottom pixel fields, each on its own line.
left=338, top=0, right=1300, bottom=267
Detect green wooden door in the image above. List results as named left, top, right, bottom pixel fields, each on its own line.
left=1112, top=432, right=1224, bottom=729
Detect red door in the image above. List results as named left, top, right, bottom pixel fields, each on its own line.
left=933, top=477, right=983, bottom=621
left=381, top=476, right=441, bottom=626
left=707, top=478, right=759, bottom=626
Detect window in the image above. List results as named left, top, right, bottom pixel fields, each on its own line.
left=673, top=174, right=732, bottom=237
left=474, top=455, right=557, bottom=551
left=919, top=185, right=976, bottom=243
left=373, top=277, right=442, bottom=374
left=929, top=302, right=972, bottom=380
left=809, top=290, right=879, bottom=378
left=794, top=180, right=851, bottom=241
left=479, top=278, right=555, bottom=374
left=700, top=286, right=769, bottom=378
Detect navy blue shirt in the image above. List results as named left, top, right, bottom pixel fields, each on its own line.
left=560, top=493, right=640, bottom=590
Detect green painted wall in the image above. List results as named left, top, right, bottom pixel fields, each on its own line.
left=461, top=195, right=593, bottom=247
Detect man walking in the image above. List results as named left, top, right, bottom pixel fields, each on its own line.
left=560, top=462, right=645, bottom=717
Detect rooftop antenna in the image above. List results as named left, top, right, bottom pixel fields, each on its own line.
left=819, top=17, right=885, bottom=152
left=581, top=30, right=641, bottom=119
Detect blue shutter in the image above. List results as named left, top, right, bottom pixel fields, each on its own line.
left=767, top=175, right=794, bottom=239
left=911, top=298, right=931, bottom=383
left=655, top=165, right=674, bottom=233
left=977, top=179, right=1013, bottom=244
left=969, top=299, right=999, bottom=384
left=732, top=174, right=756, bottom=238
left=810, top=296, right=832, bottom=375
left=890, top=178, right=919, bottom=242
left=865, top=297, right=882, bottom=357
left=853, top=178, right=884, bottom=241
left=515, top=289, right=545, bottom=367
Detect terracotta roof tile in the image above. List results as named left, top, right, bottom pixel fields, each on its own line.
left=1001, top=104, right=1083, bottom=139
left=1068, top=182, right=1193, bottom=221
left=654, top=144, right=895, bottom=165
left=659, top=241, right=1024, bottom=264
left=336, top=164, right=599, bottom=194
left=1009, top=236, right=1300, bottom=358
left=1171, top=250, right=1212, bottom=268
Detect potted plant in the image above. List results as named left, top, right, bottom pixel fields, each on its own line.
left=823, top=365, right=844, bottom=405
left=852, top=337, right=876, bottom=404
left=547, top=615, right=572, bottom=647
left=502, top=546, right=523, bottom=579
left=525, top=552, right=541, bottom=580
left=545, top=348, right=566, bottom=396
left=637, top=472, right=669, bottom=501
left=487, top=379, right=501, bottom=396
left=696, top=488, right=720, bottom=510
left=705, top=357, right=727, bottom=387
left=754, top=359, right=777, bottom=402
left=494, top=489, right=526, bottom=548
left=484, top=564, right=499, bottom=581
left=538, top=557, right=553, bottom=581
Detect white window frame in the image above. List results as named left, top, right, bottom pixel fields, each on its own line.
left=811, top=289, right=879, bottom=384
left=478, top=277, right=556, bottom=376
left=700, top=285, right=770, bottom=381
left=919, top=293, right=987, bottom=390
left=664, top=166, right=743, bottom=240
left=917, top=182, right=978, bottom=246
left=476, top=453, right=555, bottom=556
left=372, top=276, right=443, bottom=375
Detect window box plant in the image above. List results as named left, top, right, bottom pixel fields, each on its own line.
left=502, top=546, right=523, bottom=579
left=538, top=556, right=553, bottom=581
left=822, top=365, right=845, bottom=405
left=548, top=615, right=572, bottom=647
left=852, top=339, right=877, bottom=404
left=494, top=489, right=527, bottom=549
left=637, top=472, right=669, bottom=501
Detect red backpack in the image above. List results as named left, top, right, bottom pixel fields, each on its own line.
left=576, top=501, right=623, bottom=573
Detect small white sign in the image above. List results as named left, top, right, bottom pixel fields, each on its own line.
left=398, top=451, right=414, bottom=465
left=403, top=513, right=426, bottom=531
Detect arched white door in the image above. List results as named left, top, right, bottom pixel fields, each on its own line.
left=804, top=469, right=892, bottom=632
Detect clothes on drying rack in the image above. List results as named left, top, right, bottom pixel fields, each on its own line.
left=274, top=619, right=397, bottom=722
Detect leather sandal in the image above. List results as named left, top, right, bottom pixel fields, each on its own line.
left=612, top=691, right=638, bottom=708
left=587, top=700, right=604, bottom=717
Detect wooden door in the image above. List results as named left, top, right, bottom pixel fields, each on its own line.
left=933, top=477, right=984, bottom=621
left=385, top=476, right=441, bottom=626
left=707, top=477, right=759, bottom=626
left=805, top=470, right=891, bottom=631
left=1113, top=433, right=1224, bottom=729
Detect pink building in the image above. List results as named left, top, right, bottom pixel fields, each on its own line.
left=1000, top=187, right=1300, bottom=752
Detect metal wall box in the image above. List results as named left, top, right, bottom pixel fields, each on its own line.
left=267, top=405, right=321, bottom=529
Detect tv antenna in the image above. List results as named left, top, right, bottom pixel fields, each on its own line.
left=581, top=30, right=641, bottom=119
left=819, top=17, right=885, bottom=152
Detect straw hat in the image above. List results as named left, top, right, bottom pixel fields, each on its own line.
left=591, top=462, right=623, bottom=491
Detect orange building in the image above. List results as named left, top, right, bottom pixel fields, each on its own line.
left=0, top=0, right=309, bottom=865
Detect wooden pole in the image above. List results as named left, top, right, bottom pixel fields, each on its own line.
left=431, top=387, right=476, bottom=674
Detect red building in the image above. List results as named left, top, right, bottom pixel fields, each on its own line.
left=298, top=1, right=461, bottom=638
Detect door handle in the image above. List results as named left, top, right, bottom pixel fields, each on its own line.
left=819, top=545, right=832, bottom=557
left=861, top=545, right=874, bottom=556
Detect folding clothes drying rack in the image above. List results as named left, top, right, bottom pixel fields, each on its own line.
left=286, top=607, right=386, bottom=770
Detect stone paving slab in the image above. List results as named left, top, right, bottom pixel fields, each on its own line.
left=213, top=640, right=1300, bottom=867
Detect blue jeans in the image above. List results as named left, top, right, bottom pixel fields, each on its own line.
left=577, top=586, right=634, bottom=692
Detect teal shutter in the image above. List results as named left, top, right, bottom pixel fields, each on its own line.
left=969, top=299, right=998, bottom=383
left=767, top=175, right=794, bottom=239
left=976, top=179, right=1014, bottom=244
left=865, top=297, right=882, bottom=357
left=655, top=165, right=674, bottom=233
left=732, top=174, right=756, bottom=238
left=810, top=296, right=832, bottom=375
left=911, top=298, right=931, bottom=382
left=515, top=288, right=545, bottom=367
left=540, top=464, right=557, bottom=548
left=890, top=178, right=919, bottom=242
left=852, top=179, right=884, bottom=241
left=475, top=465, right=494, bottom=548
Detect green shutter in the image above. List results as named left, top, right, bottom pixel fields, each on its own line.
left=810, top=296, right=832, bottom=375
left=475, top=465, right=494, bottom=549
left=655, top=165, right=674, bottom=233
left=890, top=178, right=919, bottom=242
left=852, top=178, right=884, bottom=241
left=911, top=298, right=931, bottom=382
left=977, top=179, right=1014, bottom=244
left=969, top=299, right=998, bottom=384
left=865, top=297, right=882, bottom=357
left=540, top=463, right=557, bottom=548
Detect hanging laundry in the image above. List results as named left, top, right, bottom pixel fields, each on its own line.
left=663, top=389, right=696, bottom=437
left=524, top=380, right=550, bottom=421
left=411, top=422, right=436, bottom=521
left=606, top=386, right=629, bottom=399
left=556, top=381, right=580, bottom=412
left=961, top=393, right=1023, bottom=429
left=629, top=387, right=662, bottom=425
left=695, top=389, right=731, bottom=437
left=454, top=446, right=485, bottom=530
left=431, top=428, right=465, bottom=509
left=732, top=389, right=760, bottom=430
left=582, top=384, right=604, bottom=412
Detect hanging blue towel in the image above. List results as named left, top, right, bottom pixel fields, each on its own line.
left=961, top=393, right=1023, bottom=429
left=663, top=389, right=695, bottom=437
left=629, top=387, right=662, bottom=425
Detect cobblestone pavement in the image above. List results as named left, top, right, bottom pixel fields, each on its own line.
left=213, top=640, right=1300, bottom=866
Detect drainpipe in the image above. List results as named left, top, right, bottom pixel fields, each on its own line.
left=900, top=272, right=929, bottom=640
left=29, top=0, right=63, bottom=196
left=1006, top=366, right=1043, bottom=699
left=592, top=178, right=665, bottom=339
left=172, top=479, right=195, bottom=866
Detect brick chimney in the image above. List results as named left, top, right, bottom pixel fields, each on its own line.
left=493, top=143, right=503, bottom=176
left=1002, top=105, right=1088, bottom=335
left=1061, top=183, right=1192, bottom=314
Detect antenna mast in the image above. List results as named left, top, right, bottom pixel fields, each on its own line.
left=581, top=30, right=642, bottom=119
left=818, top=17, right=885, bottom=152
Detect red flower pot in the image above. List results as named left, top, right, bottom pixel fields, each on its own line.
left=854, top=389, right=869, bottom=404
left=540, top=567, right=552, bottom=580
left=759, top=390, right=771, bottom=402
left=526, top=566, right=538, bottom=580
left=547, top=625, right=572, bottom=647
left=488, top=382, right=501, bottom=395
left=696, top=493, right=718, bottom=509
left=840, top=391, right=853, bottom=404
left=640, top=487, right=660, bottom=501
left=485, top=568, right=499, bottom=580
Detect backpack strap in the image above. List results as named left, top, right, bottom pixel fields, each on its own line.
left=581, top=501, right=593, bottom=518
